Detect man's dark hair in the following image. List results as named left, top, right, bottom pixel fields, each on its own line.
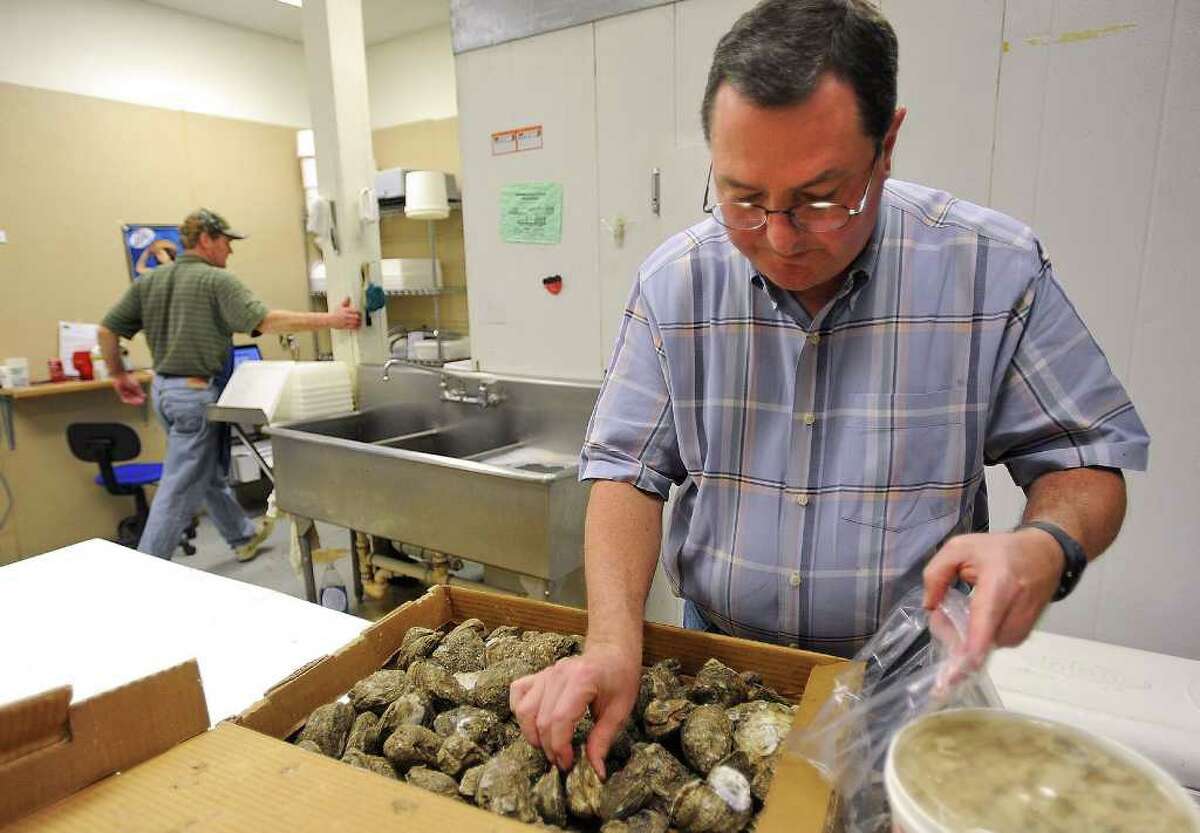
left=701, top=0, right=898, bottom=146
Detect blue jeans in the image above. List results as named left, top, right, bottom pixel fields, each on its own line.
left=683, top=600, right=721, bottom=633
left=137, top=376, right=255, bottom=559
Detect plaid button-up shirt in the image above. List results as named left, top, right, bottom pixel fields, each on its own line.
left=580, top=179, right=1149, bottom=657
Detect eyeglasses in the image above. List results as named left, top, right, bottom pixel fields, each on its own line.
left=702, top=157, right=876, bottom=233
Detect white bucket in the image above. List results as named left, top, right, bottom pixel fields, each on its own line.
left=884, top=708, right=1200, bottom=833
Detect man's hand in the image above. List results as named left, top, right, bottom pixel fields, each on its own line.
left=111, top=372, right=146, bottom=405
left=509, top=642, right=641, bottom=779
left=923, top=528, right=1063, bottom=668
left=329, top=297, right=362, bottom=330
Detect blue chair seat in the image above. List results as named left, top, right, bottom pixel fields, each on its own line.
left=95, top=463, right=163, bottom=488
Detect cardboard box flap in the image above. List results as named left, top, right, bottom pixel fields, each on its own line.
left=0, top=686, right=72, bottom=767
left=5, top=722, right=543, bottom=833
left=0, top=660, right=209, bottom=828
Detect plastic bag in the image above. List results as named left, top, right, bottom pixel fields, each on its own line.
left=786, top=586, right=1002, bottom=833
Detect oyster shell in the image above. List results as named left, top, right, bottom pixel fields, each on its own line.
left=474, top=756, right=540, bottom=823
left=626, top=743, right=691, bottom=814
left=636, top=658, right=686, bottom=716
left=433, top=704, right=503, bottom=750
left=669, top=761, right=753, bottom=833
left=469, top=656, right=536, bottom=716
left=532, top=768, right=568, bottom=827
left=388, top=627, right=443, bottom=670
left=564, top=748, right=604, bottom=819
left=487, top=624, right=522, bottom=642
left=689, top=659, right=750, bottom=707
left=730, top=701, right=794, bottom=761
left=494, top=736, right=551, bottom=780
left=344, top=710, right=381, bottom=755
left=341, top=750, right=399, bottom=779
left=377, top=691, right=434, bottom=742
left=600, top=809, right=670, bottom=833
left=432, top=622, right=487, bottom=674
left=459, top=762, right=485, bottom=798
left=681, top=704, right=733, bottom=774
left=348, top=669, right=411, bottom=714
left=436, top=732, right=488, bottom=777
left=642, top=698, right=695, bottom=741
left=381, top=723, right=442, bottom=772
left=296, top=701, right=355, bottom=758
left=409, top=659, right=468, bottom=707
left=294, top=739, right=324, bottom=755
left=598, top=757, right=654, bottom=821
left=407, top=765, right=461, bottom=798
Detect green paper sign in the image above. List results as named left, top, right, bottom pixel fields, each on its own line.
left=500, top=182, right=563, bottom=245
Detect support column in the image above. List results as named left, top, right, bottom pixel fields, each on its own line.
left=301, top=0, right=387, bottom=365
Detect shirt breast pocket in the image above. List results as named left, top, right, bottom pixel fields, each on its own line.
left=839, top=388, right=967, bottom=533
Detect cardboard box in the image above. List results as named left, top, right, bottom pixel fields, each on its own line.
left=0, top=586, right=849, bottom=832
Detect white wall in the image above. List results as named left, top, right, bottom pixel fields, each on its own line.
left=367, top=25, right=458, bottom=128
left=0, top=0, right=311, bottom=126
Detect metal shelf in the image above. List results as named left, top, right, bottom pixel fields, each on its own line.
left=378, top=197, right=462, bottom=217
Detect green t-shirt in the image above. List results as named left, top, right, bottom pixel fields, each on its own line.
left=102, top=254, right=269, bottom=377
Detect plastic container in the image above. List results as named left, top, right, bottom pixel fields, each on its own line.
left=884, top=707, right=1200, bottom=833
left=318, top=563, right=349, bottom=613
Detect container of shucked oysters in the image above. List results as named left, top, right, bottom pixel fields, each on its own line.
left=884, top=707, right=1200, bottom=833
left=236, top=584, right=852, bottom=833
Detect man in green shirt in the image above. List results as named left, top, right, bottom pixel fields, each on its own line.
left=99, top=209, right=361, bottom=561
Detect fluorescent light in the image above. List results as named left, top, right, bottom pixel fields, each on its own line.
left=276, top=0, right=302, bottom=7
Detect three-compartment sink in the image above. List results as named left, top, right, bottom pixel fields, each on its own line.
left=266, top=368, right=600, bottom=592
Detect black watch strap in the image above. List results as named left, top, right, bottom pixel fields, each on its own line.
left=1022, top=520, right=1088, bottom=601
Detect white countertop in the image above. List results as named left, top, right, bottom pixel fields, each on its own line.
left=0, top=539, right=369, bottom=724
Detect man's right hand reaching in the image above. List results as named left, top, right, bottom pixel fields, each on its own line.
left=112, top=371, right=146, bottom=405
left=509, top=641, right=641, bottom=779
left=329, top=297, right=363, bottom=330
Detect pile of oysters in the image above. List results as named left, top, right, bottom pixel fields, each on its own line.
left=291, top=619, right=797, bottom=833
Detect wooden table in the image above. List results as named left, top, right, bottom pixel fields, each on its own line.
left=0, top=371, right=152, bottom=449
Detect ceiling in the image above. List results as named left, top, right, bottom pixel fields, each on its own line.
left=141, top=0, right=450, bottom=47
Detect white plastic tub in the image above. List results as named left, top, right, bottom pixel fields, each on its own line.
left=885, top=708, right=1200, bottom=833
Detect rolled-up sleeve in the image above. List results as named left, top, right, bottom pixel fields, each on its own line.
left=985, top=254, right=1150, bottom=486
left=580, top=279, right=685, bottom=499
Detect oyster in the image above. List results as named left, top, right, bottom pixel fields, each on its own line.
left=681, top=704, right=733, bottom=774
left=296, top=701, right=355, bottom=758
left=532, top=768, right=568, bottom=827
left=670, top=761, right=754, bottom=833
left=433, top=704, right=503, bottom=750
left=636, top=658, right=686, bottom=716
left=689, top=659, right=750, bottom=707
left=497, top=720, right=525, bottom=748
left=494, top=736, right=550, bottom=780
left=740, top=672, right=790, bottom=705
left=436, top=732, right=488, bottom=777
left=388, top=627, right=443, bottom=670
left=341, top=750, right=399, bottom=779
left=344, top=710, right=381, bottom=755
left=406, top=765, right=461, bottom=798
left=409, top=659, right=468, bottom=707
left=598, top=757, right=654, bottom=821
left=459, top=762, right=485, bottom=798
left=474, top=756, right=540, bottom=823
left=469, top=656, right=536, bottom=716
left=381, top=723, right=442, bottom=772
left=600, top=809, right=670, bottom=833
left=348, top=669, right=410, bottom=714
left=564, top=748, right=604, bottom=819
left=487, top=624, right=522, bottom=642
left=432, top=622, right=487, bottom=674
left=642, top=698, right=695, bottom=741
left=294, top=739, right=324, bottom=755
left=730, top=701, right=794, bottom=761
left=377, top=691, right=434, bottom=742
left=626, top=743, right=691, bottom=814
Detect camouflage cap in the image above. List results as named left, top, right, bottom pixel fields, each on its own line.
left=180, top=208, right=247, bottom=247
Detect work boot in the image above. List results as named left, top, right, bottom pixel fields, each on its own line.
left=235, top=518, right=275, bottom=563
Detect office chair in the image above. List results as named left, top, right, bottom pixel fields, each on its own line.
left=66, top=423, right=196, bottom=555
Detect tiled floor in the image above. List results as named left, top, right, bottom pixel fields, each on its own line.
left=172, top=506, right=425, bottom=621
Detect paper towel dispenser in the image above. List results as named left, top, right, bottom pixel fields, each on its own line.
left=375, top=168, right=461, bottom=208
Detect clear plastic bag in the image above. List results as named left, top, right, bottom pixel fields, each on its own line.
left=786, top=586, right=1002, bottom=833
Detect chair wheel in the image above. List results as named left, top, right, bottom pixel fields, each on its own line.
left=186, top=524, right=197, bottom=540
left=180, top=542, right=197, bottom=556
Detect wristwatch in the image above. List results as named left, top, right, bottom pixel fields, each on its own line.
left=1021, top=520, right=1088, bottom=601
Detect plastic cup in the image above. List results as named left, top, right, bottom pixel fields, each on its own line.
left=885, top=708, right=1200, bottom=833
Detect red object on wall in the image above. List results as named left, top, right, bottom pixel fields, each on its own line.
left=72, top=350, right=94, bottom=381
left=542, top=275, right=563, bottom=295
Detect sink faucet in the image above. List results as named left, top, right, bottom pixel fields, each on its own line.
left=441, top=377, right=505, bottom=409
left=381, top=358, right=442, bottom=381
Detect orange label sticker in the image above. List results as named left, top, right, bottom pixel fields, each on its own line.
left=492, top=124, right=543, bottom=156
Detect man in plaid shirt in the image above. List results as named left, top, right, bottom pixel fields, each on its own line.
left=513, top=0, right=1149, bottom=775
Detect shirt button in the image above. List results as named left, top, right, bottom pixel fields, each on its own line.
left=807, top=333, right=820, bottom=345
left=803, top=412, right=816, bottom=426
left=788, top=571, right=802, bottom=587
left=795, top=494, right=810, bottom=506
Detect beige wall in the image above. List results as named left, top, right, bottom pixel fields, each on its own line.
left=0, top=82, right=314, bottom=560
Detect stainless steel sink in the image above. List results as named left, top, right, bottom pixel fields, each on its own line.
left=267, top=367, right=600, bottom=596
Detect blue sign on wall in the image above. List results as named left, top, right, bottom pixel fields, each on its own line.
left=121, top=223, right=184, bottom=281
